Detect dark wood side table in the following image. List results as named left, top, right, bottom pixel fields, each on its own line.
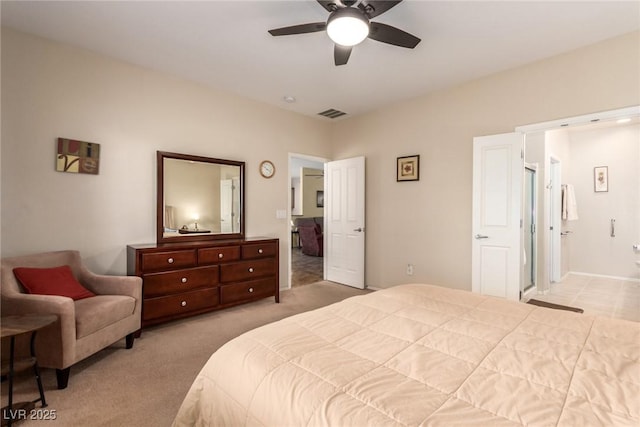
left=1, top=314, right=57, bottom=427
left=291, top=229, right=301, bottom=248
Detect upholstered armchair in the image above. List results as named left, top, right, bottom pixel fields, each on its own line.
left=298, top=224, right=323, bottom=257
left=1, top=250, right=142, bottom=389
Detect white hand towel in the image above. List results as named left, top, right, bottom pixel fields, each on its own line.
left=165, top=205, right=177, bottom=230
left=565, top=184, right=579, bottom=221
left=562, top=186, right=567, bottom=220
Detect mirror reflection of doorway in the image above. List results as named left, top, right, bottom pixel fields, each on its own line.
left=523, top=164, right=537, bottom=297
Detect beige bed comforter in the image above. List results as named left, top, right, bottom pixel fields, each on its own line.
left=173, top=284, right=639, bottom=426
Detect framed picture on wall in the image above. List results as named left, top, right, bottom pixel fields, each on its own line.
left=316, top=191, right=324, bottom=208
left=397, top=155, right=420, bottom=182
left=594, top=166, right=608, bottom=192
left=56, top=138, right=100, bottom=175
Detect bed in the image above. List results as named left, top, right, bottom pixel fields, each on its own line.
left=172, top=283, right=639, bottom=426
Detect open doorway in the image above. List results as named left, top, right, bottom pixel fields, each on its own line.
left=520, top=114, right=639, bottom=320
left=518, top=105, right=640, bottom=295
left=288, top=154, right=327, bottom=288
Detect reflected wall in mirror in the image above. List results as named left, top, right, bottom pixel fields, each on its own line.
left=157, top=151, right=245, bottom=243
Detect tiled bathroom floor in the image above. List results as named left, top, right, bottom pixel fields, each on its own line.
left=527, top=273, right=640, bottom=322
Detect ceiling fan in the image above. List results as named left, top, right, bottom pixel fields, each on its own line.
left=268, top=0, right=421, bottom=66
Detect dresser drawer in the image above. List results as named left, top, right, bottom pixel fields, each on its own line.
left=220, top=258, right=276, bottom=282
left=141, top=249, right=196, bottom=272
left=143, top=287, right=219, bottom=321
left=143, top=266, right=219, bottom=298
left=198, top=246, right=240, bottom=265
left=220, top=278, right=275, bottom=305
left=242, top=242, right=277, bottom=259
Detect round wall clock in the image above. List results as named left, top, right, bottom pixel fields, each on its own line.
left=259, top=160, right=275, bottom=178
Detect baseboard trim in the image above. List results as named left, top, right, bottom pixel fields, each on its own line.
left=569, top=271, right=640, bottom=283
left=522, top=286, right=537, bottom=300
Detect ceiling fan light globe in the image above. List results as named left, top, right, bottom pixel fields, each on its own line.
left=327, top=9, right=369, bottom=47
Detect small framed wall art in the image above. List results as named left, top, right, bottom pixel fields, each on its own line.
left=397, top=155, right=420, bottom=182
left=56, top=138, right=100, bottom=175
left=594, top=166, right=608, bottom=192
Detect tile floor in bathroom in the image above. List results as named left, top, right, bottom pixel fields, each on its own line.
left=526, top=273, right=640, bottom=322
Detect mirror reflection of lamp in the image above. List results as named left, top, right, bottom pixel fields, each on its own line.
left=193, top=213, right=200, bottom=231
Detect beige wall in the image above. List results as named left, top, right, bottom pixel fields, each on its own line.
left=301, top=168, right=324, bottom=218
left=0, top=29, right=332, bottom=279
left=566, top=123, right=640, bottom=279
left=330, top=31, right=640, bottom=290
left=2, top=28, right=639, bottom=291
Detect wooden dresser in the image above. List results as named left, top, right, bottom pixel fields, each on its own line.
left=127, top=238, right=279, bottom=327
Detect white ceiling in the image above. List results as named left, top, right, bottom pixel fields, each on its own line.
left=2, top=1, right=639, bottom=120
left=290, top=156, right=325, bottom=178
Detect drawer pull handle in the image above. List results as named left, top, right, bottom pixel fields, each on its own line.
left=258, top=249, right=263, bottom=254
left=249, top=288, right=254, bottom=293
left=181, top=277, right=187, bottom=283
left=181, top=301, right=187, bottom=307
left=168, top=257, right=174, bottom=264
left=248, top=267, right=254, bottom=273
left=218, top=253, right=224, bottom=259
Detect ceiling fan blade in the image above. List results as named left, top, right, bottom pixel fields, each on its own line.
left=334, top=44, right=352, bottom=66
left=268, top=22, right=326, bottom=36
left=368, top=22, right=420, bottom=48
left=316, top=1, right=334, bottom=12
left=358, top=0, right=402, bottom=19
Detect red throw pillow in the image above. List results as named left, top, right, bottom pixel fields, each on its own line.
left=13, top=265, right=95, bottom=300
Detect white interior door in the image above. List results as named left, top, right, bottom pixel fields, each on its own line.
left=220, top=179, right=233, bottom=233
left=472, top=133, right=524, bottom=300
left=325, top=156, right=365, bottom=289
left=549, top=158, right=562, bottom=282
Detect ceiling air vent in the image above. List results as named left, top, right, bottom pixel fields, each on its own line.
left=318, top=109, right=347, bottom=119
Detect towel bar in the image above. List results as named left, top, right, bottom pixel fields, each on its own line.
left=610, top=219, right=615, bottom=237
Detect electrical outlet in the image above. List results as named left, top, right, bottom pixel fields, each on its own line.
left=406, top=264, right=414, bottom=275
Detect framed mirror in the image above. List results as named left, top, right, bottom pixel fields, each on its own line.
left=157, top=151, right=245, bottom=243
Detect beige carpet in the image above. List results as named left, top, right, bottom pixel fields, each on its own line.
left=2, top=281, right=370, bottom=427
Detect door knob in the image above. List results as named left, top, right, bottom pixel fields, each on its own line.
left=474, top=234, right=489, bottom=239
left=353, top=227, right=364, bottom=232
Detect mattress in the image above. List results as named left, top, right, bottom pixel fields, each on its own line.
left=173, top=283, right=639, bottom=426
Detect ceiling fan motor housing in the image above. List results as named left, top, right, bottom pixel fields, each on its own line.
left=330, top=0, right=359, bottom=8
left=327, top=7, right=370, bottom=46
